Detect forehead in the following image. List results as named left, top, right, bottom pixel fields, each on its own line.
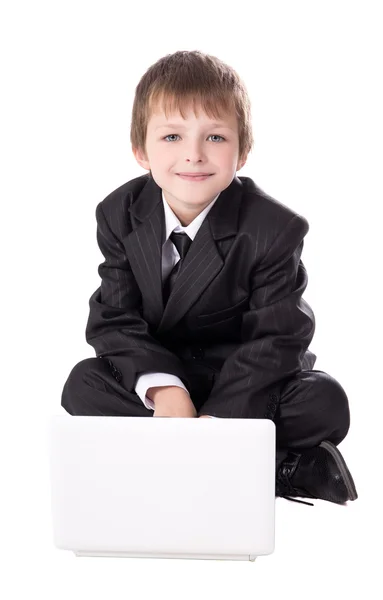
left=148, top=97, right=237, bottom=130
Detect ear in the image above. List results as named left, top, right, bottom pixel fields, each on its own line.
left=132, top=146, right=151, bottom=171
left=236, top=155, right=248, bottom=171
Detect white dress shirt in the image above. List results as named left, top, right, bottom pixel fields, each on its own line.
left=135, top=190, right=221, bottom=416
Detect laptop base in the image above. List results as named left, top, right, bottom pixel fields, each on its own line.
left=74, top=550, right=258, bottom=561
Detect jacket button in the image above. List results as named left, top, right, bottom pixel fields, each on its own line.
left=113, top=370, right=122, bottom=383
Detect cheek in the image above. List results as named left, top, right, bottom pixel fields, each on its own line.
left=151, top=147, right=170, bottom=163
left=156, top=144, right=175, bottom=156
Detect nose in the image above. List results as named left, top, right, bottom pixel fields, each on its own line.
left=184, top=140, right=206, bottom=163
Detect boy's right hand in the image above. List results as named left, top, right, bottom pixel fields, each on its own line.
left=148, top=386, right=197, bottom=418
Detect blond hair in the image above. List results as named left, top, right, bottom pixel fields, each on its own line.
left=130, top=50, right=254, bottom=164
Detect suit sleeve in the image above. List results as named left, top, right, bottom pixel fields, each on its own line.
left=198, top=214, right=315, bottom=419
left=85, top=202, right=191, bottom=394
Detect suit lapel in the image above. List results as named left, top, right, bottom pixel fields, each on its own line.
left=124, top=173, right=244, bottom=334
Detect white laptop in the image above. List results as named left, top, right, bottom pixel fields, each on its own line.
left=47, top=415, right=275, bottom=561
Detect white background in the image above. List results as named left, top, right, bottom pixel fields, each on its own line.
left=1, top=0, right=381, bottom=597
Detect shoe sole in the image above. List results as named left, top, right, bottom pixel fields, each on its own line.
left=319, top=440, right=358, bottom=501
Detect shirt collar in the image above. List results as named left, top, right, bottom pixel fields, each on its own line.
left=162, top=191, right=221, bottom=242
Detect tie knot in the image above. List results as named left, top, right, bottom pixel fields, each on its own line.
left=170, top=231, right=192, bottom=260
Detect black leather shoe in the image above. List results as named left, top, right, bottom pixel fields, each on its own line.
left=276, top=440, right=358, bottom=506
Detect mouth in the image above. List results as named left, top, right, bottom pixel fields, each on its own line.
left=177, top=173, right=213, bottom=181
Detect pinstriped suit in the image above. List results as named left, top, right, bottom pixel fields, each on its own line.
left=62, top=172, right=350, bottom=468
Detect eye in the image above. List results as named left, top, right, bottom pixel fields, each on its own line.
left=162, top=134, right=226, bottom=142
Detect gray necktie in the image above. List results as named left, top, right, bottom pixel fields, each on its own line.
left=163, top=231, right=192, bottom=304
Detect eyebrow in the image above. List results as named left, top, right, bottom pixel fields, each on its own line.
left=155, top=122, right=233, bottom=131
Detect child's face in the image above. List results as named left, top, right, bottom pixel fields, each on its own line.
left=133, top=103, right=247, bottom=225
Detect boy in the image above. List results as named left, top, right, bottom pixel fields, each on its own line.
left=61, top=50, right=358, bottom=507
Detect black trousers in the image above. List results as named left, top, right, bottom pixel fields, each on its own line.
left=61, top=357, right=351, bottom=471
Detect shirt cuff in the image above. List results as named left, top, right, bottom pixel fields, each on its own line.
left=135, top=372, right=190, bottom=410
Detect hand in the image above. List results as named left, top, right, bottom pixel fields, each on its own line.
left=152, top=387, right=197, bottom=418
left=154, top=402, right=197, bottom=418
left=198, top=415, right=213, bottom=418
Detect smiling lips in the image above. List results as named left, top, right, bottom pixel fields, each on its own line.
left=178, top=172, right=212, bottom=176
left=177, top=173, right=213, bottom=181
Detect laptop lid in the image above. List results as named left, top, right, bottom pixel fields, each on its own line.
left=48, top=415, right=275, bottom=561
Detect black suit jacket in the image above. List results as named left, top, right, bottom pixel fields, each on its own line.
left=85, top=172, right=316, bottom=419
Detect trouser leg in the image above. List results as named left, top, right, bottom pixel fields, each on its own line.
left=61, top=357, right=153, bottom=416
left=274, top=369, right=351, bottom=470
left=61, top=357, right=215, bottom=416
